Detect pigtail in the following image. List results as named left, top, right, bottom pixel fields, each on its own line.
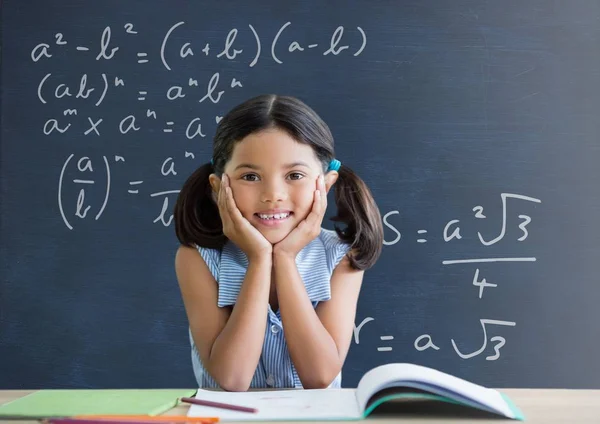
left=330, top=165, right=384, bottom=270
left=174, top=162, right=226, bottom=249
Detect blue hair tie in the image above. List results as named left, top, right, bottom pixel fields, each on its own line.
left=210, top=159, right=214, bottom=165
left=328, top=159, right=341, bottom=172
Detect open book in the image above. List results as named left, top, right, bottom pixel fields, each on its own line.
left=187, top=363, right=524, bottom=421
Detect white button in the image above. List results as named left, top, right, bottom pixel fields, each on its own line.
left=271, top=325, right=280, bottom=334
left=266, top=375, right=275, bottom=386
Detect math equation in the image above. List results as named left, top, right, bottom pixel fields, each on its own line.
left=354, top=315, right=519, bottom=361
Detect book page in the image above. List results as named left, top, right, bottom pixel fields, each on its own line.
left=355, top=363, right=514, bottom=418
left=187, top=388, right=361, bottom=421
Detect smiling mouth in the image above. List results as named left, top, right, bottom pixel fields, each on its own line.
left=253, top=212, right=294, bottom=226
left=255, top=212, right=293, bottom=220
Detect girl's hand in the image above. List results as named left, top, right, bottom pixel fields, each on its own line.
left=218, top=173, right=273, bottom=261
left=273, top=174, right=327, bottom=259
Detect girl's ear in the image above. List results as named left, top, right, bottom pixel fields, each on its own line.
left=324, top=171, right=339, bottom=194
left=208, top=174, right=221, bottom=201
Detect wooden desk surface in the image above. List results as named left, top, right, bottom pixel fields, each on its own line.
left=1, top=389, right=599, bottom=423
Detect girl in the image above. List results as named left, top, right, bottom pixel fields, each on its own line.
left=174, top=94, right=383, bottom=391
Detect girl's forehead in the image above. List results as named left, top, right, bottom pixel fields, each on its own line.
left=229, top=129, right=320, bottom=167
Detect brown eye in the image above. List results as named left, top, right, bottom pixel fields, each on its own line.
left=288, top=172, right=304, bottom=180
left=242, top=174, right=259, bottom=182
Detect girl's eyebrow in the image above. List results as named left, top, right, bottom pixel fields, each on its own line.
left=234, top=161, right=310, bottom=171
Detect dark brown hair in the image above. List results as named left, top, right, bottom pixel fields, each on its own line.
left=174, top=94, right=383, bottom=270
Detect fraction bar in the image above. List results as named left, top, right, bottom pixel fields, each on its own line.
left=150, top=190, right=180, bottom=197
left=442, top=257, right=536, bottom=265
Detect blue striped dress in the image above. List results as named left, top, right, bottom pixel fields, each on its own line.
left=190, top=228, right=351, bottom=389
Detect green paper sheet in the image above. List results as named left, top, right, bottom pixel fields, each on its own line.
left=0, top=389, right=198, bottom=417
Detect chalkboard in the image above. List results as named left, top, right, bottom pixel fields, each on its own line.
left=1, top=0, right=599, bottom=389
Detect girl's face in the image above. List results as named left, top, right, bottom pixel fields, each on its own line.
left=218, top=128, right=329, bottom=245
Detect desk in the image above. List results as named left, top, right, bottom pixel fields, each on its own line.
left=1, top=389, right=599, bottom=423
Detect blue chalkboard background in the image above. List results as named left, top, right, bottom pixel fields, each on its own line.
left=1, top=0, right=599, bottom=389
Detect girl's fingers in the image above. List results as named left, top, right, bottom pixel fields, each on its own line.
left=315, top=175, right=326, bottom=215
left=320, top=175, right=328, bottom=210
left=305, top=182, right=323, bottom=227
left=218, top=173, right=247, bottom=231
left=222, top=175, right=248, bottom=228
left=313, top=175, right=327, bottom=224
left=225, top=186, right=245, bottom=223
left=218, top=175, right=225, bottom=212
left=218, top=174, right=232, bottom=226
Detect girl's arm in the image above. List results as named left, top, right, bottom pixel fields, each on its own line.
left=175, top=245, right=272, bottom=391
left=273, top=251, right=364, bottom=388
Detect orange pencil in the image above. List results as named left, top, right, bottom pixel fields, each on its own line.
left=0, top=416, right=218, bottom=423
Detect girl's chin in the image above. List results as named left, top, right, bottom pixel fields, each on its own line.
left=262, top=230, right=291, bottom=246
left=246, top=224, right=291, bottom=245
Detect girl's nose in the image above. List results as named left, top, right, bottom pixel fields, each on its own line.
left=260, top=180, right=288, bottom=203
